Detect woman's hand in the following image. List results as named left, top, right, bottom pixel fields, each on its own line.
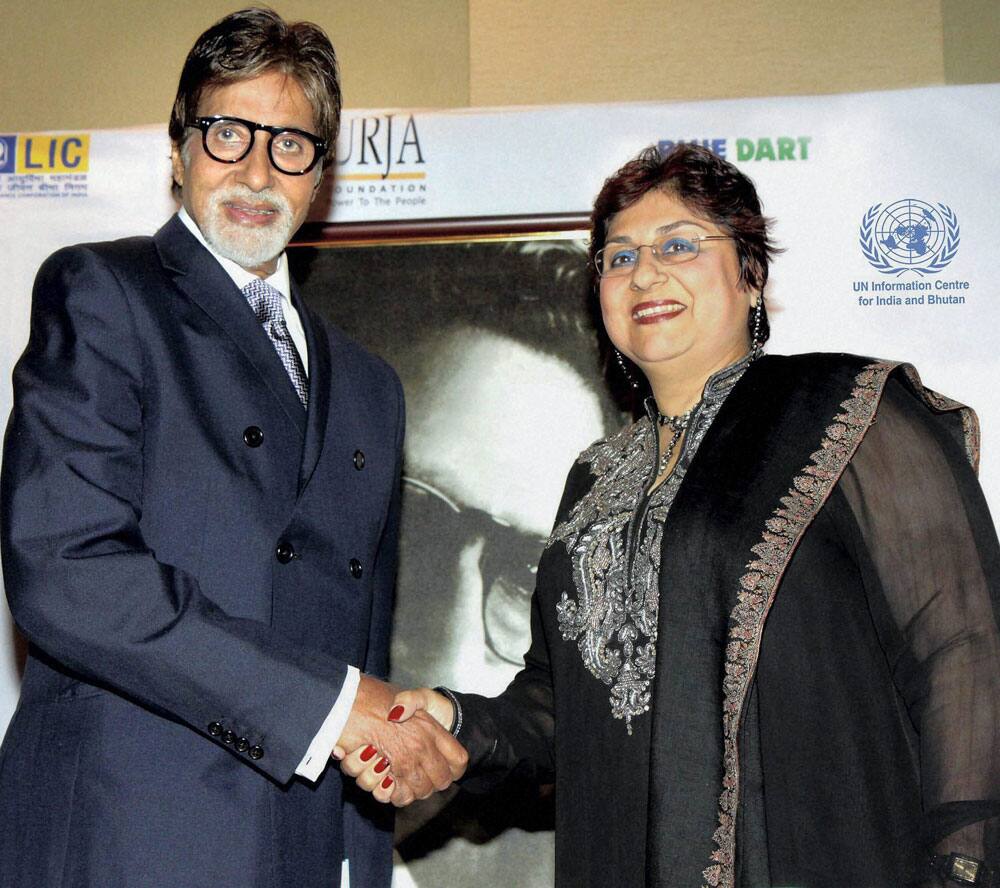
left=388, top=687, right=456, bottom=732
left=337, top=688, right=464, bottom=806
left=336, top=742, right=399, bottom=805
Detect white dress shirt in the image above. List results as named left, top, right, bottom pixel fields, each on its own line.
left=176, top=209, right=360, bottom=784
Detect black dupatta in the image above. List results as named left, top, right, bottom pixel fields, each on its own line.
left=645, top=354, right=982, bottom=887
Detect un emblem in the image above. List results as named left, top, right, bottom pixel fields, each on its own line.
left=859, top=199, right=960, bottom=276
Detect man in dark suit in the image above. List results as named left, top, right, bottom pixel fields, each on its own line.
left=0, top=9, right=465, bottom=887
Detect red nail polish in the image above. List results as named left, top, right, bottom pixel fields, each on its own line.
left=388, top=705, right=404, bottom=722
left=359, top=745, right=376, bottom=762
left=374, top=758, right=389, bottom=773
left=381, top=776, right=393, bottom=789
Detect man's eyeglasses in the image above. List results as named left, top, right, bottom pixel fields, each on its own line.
left=186, top=116, right=327, bottom=175
left=594, top=235, right=734, bottom=278
left=403, top=477, right=545, bottom=666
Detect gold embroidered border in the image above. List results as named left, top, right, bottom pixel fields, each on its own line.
left=703, top=360, right=897, bottom=888
left=898, top=364, right=980, bottom=473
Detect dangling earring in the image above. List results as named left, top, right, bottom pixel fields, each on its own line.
left=615, top=349, right=639, bottom=390
left=750, top=298, right=764, bottom=356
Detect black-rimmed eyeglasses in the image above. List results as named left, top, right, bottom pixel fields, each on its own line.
left=186, top=116, right=327, bottom=175
left=595, top=235, right=734, bottom=278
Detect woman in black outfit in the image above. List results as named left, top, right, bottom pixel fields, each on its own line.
left=345, top=144, right=1000, bottom=888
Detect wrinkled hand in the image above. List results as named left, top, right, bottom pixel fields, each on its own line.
left=334, top=678, right=467, bottom=807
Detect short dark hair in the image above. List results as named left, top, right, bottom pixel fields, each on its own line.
left=169, top=7, right=341, bottom=185
left=587, top=144, right=780, bottom=410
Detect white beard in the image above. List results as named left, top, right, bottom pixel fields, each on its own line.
left=201, top=185, right=295, bottom=270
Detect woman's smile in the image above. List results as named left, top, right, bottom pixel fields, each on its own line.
left=631, top=299, right=686, bottom=323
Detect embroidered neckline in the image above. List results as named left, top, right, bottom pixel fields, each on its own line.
left=641, top=351, right=756, bottom=425
left=553, top=352, right=754, bottom=732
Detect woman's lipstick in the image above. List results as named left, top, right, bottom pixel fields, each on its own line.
left=632, top=300, right=685, bottom=324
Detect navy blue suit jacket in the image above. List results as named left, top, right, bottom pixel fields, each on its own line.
left=0, top=215, right=401, bottom=887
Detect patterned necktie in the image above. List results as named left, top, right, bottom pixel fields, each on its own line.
left=241, top=279, right=309, bottom=407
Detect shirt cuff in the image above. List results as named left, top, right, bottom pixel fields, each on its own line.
left=294, top=666, right=361, bottom=782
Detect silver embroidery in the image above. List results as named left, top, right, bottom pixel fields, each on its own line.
left=553, top=355, right=753, bottom=732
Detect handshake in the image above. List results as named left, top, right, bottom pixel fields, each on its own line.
left=332, top=675, right=465, bottom=807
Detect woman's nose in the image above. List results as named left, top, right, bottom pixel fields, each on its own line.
left=629, top=245, right=667, bottom=290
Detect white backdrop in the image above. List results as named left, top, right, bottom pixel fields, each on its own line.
left=2, top=83, right=998, bottom=736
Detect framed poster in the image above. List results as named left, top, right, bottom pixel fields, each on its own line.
left=291, top=217, right=624, bottom=887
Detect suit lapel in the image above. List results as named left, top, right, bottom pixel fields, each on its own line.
left=153, top=215, right=307, bottom=439
left=295, top=292, right=332, bottom=494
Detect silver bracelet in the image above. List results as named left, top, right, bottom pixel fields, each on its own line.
left=433, top=686, right=463, bottom=738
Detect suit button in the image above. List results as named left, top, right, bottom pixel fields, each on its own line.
left=276, top=541, right=295, bottom=563
left=349, top=558, right=363, bottom=579
left=353, top=450, right=365, bottom=470
left=222, top=730, right=235, bottom=745
left=235, top=737, right=249, bottom=753
left=249, top=745, right=264, bottom=760
left=243, top=426, right=263, bottom=447
left=208, top=722, right=223, bottom=737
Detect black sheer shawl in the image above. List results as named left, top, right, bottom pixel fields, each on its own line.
left=454, top=359, right=1000, bottom=887
left=839, top=378, right=1000, bottom=864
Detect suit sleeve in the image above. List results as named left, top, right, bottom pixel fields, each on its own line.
left=1, top=246, right=355, bottom=784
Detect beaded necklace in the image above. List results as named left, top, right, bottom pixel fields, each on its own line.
left=655, top=404, right=699, bottom=476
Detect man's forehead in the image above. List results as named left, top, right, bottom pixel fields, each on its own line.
left=405, top=331, right=608, bottom=535
left=196, top=71, right=315, bottom=124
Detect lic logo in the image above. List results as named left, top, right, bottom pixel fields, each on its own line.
left=0, top=136, right=15, bottom=174
left=859, top=199, right=959, bottom=276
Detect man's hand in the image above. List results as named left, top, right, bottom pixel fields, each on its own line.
left=334, top=677, right=467, bottom=806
